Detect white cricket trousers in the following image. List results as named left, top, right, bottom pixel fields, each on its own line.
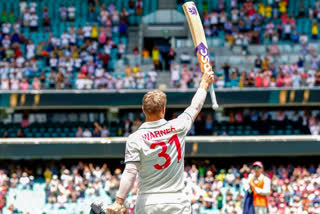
left=135, top=192, right=191, bottom=214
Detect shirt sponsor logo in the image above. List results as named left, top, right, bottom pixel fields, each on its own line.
left=195, top=42, right=212, bottom=73
left=142, top=126, right=176, bottom=141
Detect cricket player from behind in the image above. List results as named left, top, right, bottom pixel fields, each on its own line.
left=106, top=70, right=215, bottom=214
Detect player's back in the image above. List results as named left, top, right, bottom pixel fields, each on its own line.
left=124, top=113, right=192, bottom=195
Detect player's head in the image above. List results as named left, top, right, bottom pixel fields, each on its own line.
left=142, top=90, right=166, bottom=120
left=252, top=161, right=263, bottom=177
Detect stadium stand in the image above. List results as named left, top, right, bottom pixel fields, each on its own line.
left=1, top=0, right=320, bottom=89
left=0, top=109, right=318, bottom=137
left=0, top=0, right=158, bottom=90
left=0, top=160, right=320, bottom=213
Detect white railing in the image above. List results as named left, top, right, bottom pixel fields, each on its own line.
left=0, top=135, right=318, bottom=144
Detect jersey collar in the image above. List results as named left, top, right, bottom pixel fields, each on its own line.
left=139, top=119, right=168, bottom=129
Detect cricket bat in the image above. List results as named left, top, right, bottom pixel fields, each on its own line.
left=183, top=1, right=219, bottom=110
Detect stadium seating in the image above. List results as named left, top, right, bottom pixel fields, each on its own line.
left=0, top=0, right=159, bottom=90
left=0, top=117, right=311, bottom=138
left=1, top=162, right=319, bottom=213
left=177, top=0, right=319, bottom=44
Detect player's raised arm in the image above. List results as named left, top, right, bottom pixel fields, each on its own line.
left=183, top=70, right=214, bottom=122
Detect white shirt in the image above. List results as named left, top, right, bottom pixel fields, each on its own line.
left=1, top=79, right=9, bottom=90
left=300, top=35, right=308, bottom=44
left=231, top=9, right=238, bottom=22
left=19, top=1, right=27, bottom=13
left=30, top=2, right=37, bottom=11
left=95, top=68, right=104, bottom=77
left=118, top=43, right=126, bottom=54
left=26, top=44, right=35, bottom=59
left=20, top=176, right=30, bottom=185
left=210, top=13, right=218, bottom=25
left=61, top=33, right=70, bottom=45
left=30, top=14, right=38, bottom=27
left=2, top=23, right=11, bottom=34
left=101, top=128, right=110, bottom=137
left=310, top=124, right=319, bottom=135
left=243, top=173, right=271, bottom=196
left=2, top=38, right=10, bottom=49
left=83, top=130, right=92, bottom=137
left=148, top=71, right=157, bottom=82
left=68, top=6, right=75, bottom=18
left=50, top=58, right=58, bottom=67
left=23, top=12, right=30, bottom=23
left=124, top=114, right=192, bottom=194
left=171, top=67, right=180, bottom=81
left=76, top=78, right=86, bottom=89
left=284, top=23, right=291, bottom=33
left=69, top=33, right=76, bottom=44
left=11, top=79, right=20, bottom=90
left=83, top=26, right=91, bottom=37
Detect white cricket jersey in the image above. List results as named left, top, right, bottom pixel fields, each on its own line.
left=124, top=113, right=193, bottom=195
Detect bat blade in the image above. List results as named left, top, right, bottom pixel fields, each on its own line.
left=182, top=1, right=219, bottom=110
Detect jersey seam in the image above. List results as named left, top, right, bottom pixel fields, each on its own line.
left=138, top=122, right=168, bottom=130
left=182, top=112, right=193, bottom=121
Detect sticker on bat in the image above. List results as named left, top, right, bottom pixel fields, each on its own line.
left=188, top=7, right=197, bottom=15
left=195, top=42, right=212, bottom=73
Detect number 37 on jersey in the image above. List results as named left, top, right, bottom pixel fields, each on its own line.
left=149, top=134, right=182, bottom=170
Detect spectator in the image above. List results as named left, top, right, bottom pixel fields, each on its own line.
left=117, top=41, right=126, bottom=59
left=310, top=119, right=319, bottom=135
left=75, top=127, right=83, bottom=137
left=2, top=131, right=8, bottom=138
left=312, top=21, right=318, bottom=40
left=119, top=19, right=127, bottom=37
left=171, top=63, right=180, bottom=88
left=83, top=128, right=92, bottom=137
left=23, top=8, right=30, bottom=27
left=142, top=48, right=150, bottom=64
left=131, top=117, right=142, bottom=133
left=19, top=0, right=27, bottom=15
left=29, top=11, right=38, bottom=32
left=20, top=79, right=29, bottom=90
left=136, top=0, right=143, bottom=16
left=92, top=127, right=100, bottom=137
left=166, top=48, right=176, bottom=70
left=16, top=129, right=24, bottom=137
left=101, top=125, right=110, bottom=137
left=59, top=4, right=67, bottom=22
left=152, top=46, right=160, bottom=70
left=68, top=4, right=76, bottom=21
left=1, top=78, right=9, bottom=90
left=123, top=118, right=131, bottom=137
left=299, top=32, right=308, bottom=45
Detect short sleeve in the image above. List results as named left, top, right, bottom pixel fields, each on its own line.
left=124, top=134, right=141, bottom=163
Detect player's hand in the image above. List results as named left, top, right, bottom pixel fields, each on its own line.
left=199, top=70, right=215, bottom=89
left=106, top=199, right=127, bottom=214
left=249, top=181, right=255, bottom=191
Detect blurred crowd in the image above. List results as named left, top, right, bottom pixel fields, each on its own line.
left=198, top=0, right=320, bottom=44
left=1, top=109, right=319, bottom=138
left=0, top=161, right=320, bottom=213
left=0, top=0, right=150, bottom=90
left=190, top=109, right=320, bottom=136
left=171, top=51, right=320, bottom=89
left=182, top=161, right=320, bottom=214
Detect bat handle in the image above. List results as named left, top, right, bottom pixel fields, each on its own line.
left=209, top=84, right=219, bottom=110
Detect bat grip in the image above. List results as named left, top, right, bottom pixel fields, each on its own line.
left=209, top=84, right=219, bottom=110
